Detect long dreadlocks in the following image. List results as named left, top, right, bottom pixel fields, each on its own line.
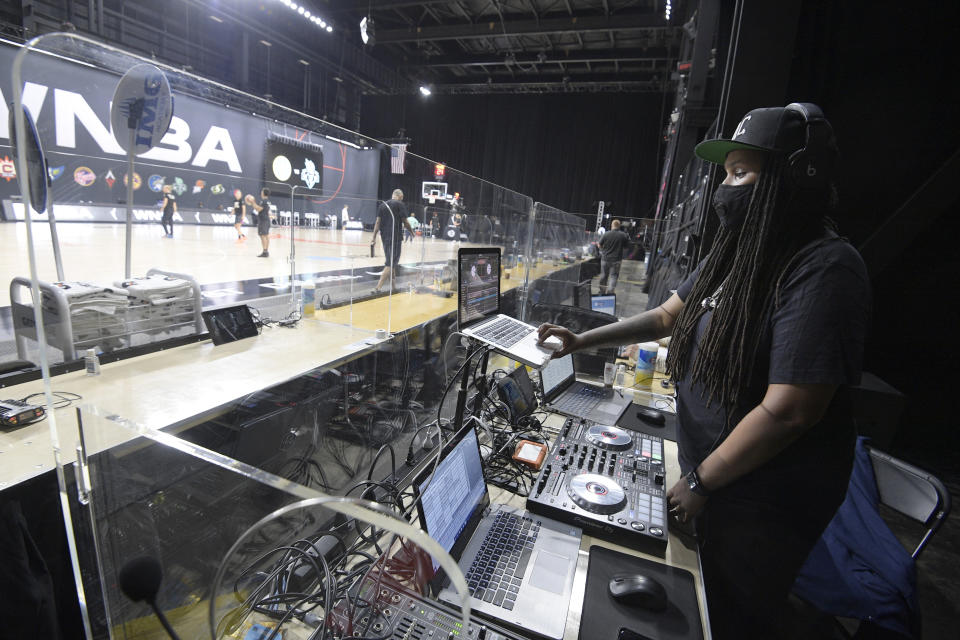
left=665, top=154, right=837, bottom=423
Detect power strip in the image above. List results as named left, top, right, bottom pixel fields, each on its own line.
left=0, top=398, right=45, bottom=428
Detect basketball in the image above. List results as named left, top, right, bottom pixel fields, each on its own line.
left=244, top=194, right=256, bottom=205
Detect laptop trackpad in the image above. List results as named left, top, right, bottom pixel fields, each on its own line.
left=596, top=400, right=623, bottom=414
left=528, top=550, right=571, bottom=594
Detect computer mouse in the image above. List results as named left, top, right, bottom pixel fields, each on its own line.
left=636, top=407, right=666, bottom=426
left=539, top=335, right=563, bottom=350
left=608, top=573, right=668, bottom=611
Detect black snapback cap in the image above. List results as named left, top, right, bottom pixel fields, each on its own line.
left=695, top=107, right=807, bottom=165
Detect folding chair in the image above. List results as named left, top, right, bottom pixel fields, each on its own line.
left=793, top=440, right=951, bottom=639
left=866, top=445, right=951, bottom=560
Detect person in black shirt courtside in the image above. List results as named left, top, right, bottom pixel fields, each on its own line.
left=598, top=219, right=630, bottom=294
left=537, top=103, right=870, bottom=639
left=371, top=189, right=415, bottom=293
left=245, top=188, right=273, bottom=258
left=160, top=184, right=176, bottom=239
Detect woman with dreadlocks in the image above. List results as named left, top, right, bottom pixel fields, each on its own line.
left=537, top=104, right=870, bottom=639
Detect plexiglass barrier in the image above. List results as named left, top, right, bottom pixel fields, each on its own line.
left=519, top=203, right=592, bottom=322
left=70, top=404, right=470, bottom=639
left=8, top=32, right=399, bottom=371
left=4, top=32, right=603, bottom=639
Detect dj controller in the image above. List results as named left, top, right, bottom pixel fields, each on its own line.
left=525, top=417, right=669, bottom=553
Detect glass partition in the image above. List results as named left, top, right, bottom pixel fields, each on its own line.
left=6, top=32, right=616, bottom=640
left=68, top=404, right=469, bottom=639
left=518, top=203, right=590, bottom=321
left=7, top=32, right=397, bottom=373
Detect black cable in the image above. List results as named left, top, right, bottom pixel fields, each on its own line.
left=366, top=444, right=396, bottom=482
left=19, top=390, right=82, bottom=409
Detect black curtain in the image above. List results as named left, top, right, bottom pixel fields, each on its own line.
left=360, top=93, right=668, bottom=218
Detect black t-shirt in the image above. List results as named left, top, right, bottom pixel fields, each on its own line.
left=599, top=229, right=630, bottom=261
left=258, top=200, right=272, bottom=227
left=674, top=230, right=871, bottom=507
left=233, top=199, right=243, bottom=217
left=378, top=199, right=408, bottom=244
left=162, top=193, right=175, bottom=215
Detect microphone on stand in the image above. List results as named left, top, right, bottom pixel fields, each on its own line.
left=118, top=556, right=182, bottom=640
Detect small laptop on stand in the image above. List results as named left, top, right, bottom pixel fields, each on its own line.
left=457, top=247, right=561, bottom=368
left=414, top=425, right=581, bottom=640
left=539, top=353, right=632, bottom=424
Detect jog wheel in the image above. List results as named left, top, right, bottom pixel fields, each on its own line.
left=567, top=473, right=627, bottom=514
left=584, top=424, right=633, bottom=451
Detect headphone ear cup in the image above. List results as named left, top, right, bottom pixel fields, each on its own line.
left=788, top=147, right=825, bottom=188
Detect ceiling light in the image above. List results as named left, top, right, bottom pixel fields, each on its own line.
left=275, top=0, right=330, bottom=32
left=259, top=39, right=272, bottom=47
left=326, top=25, right=333, bottom=32
left=419, top=85, right=432, bottom=96
left=209, top=15, right=223, bottom=23
left=360, top=16, right=374, bottom=45
left=298, top=58, right=310, bottom=65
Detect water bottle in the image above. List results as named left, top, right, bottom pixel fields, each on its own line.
left=85, top=348, right=101, bottom=375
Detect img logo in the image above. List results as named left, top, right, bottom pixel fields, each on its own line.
left=110, top=64, right=174, bottom=155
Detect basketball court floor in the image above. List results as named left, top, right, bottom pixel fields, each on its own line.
left=1, top=221, right=480, bottom=309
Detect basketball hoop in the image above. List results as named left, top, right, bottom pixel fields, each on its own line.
left=428, top=195, right=436, bottom=204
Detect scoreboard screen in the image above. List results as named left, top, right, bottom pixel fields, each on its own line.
left=264, top=138, right=324, bottom=192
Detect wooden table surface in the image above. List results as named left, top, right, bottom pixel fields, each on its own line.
left=315, top=261, right=577, bottom=332
left=0, top=319, right=380, bottom=489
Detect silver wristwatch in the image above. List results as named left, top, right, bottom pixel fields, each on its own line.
left=685, top=469, right=710, bottom=497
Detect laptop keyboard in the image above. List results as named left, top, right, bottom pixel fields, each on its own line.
left=473, top=317, right=534, bottom=348
left=464, top=511, right=541, bottom=611
left=554, top=385, right=610, bottom=415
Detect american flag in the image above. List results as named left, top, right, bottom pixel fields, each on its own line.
left=390, top=143, right=407, bottom=174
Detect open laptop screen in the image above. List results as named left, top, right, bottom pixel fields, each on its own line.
left=540, top=354, right=575, bottom=399
left=497, top=365, right=538, bottom=419
left=591, top=294, right=616, bottom=316
left=417, top=428, right=489, bottom=572
left=458, top=248, right=501, bottom=328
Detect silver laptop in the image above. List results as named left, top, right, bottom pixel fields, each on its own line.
left=539, top=354, right=632, bottom=424
left=415, top=426, right=581, bottom=640
left=457, top=247, right=561, bottom=368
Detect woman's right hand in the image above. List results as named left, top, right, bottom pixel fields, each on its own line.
left=537, top=323, right=580, bottom=358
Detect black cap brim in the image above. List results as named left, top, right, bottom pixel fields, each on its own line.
left=694, top=139, right=772, bottom=165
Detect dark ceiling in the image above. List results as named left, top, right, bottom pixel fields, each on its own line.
left=328, top=0, right=685, bottom=94
left=5, top=0, right=687, bottom=126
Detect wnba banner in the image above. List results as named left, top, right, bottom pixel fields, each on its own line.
left=2, top=200, right=261, bottom=226
left=0, top=39, right=379, bottom=219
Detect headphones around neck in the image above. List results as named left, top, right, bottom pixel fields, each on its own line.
left=784, top=102, right=837, bottom=189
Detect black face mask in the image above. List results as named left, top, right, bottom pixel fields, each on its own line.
left=712, top=183, right=755, bottom=229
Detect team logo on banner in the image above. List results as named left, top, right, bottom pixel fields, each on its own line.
left=299, top=159, right=320, bottom=189
left=123, top=172, right=142, bottom=190
left=74, top=166, right=96, bottom=186
left=171, top=177, right=187, bottom=195
left=104, top=169, right=116, bottom=188
left=148, top=175, right=166, bottom=192
left=48, top=166, right=65, bottom=181
left=272, top=154, right=292, bottom=181
left=0, top=156, right=15, bottom=181
left=192, top=179, right=206, bottom=194
left=211, top=183, right=225, bottom=195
